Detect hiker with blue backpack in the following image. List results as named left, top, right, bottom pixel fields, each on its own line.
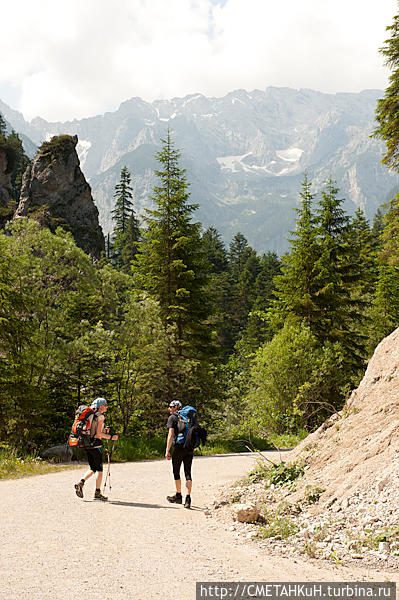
left=165, top=400, right=207, bottom=509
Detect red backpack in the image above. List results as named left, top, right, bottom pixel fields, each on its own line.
left=67, top=405, right=96, bottom=449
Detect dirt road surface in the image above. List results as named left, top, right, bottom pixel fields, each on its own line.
left=1, top=452, right=398, bottom=600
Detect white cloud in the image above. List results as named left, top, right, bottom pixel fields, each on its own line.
left=0, top=0, right=397, bottom=121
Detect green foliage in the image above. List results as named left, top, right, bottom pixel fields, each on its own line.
left=266, top=461, right=305, bottom=486
left=7, top=130, right=31, bottom=201
left=374, top=14, right=399, bottom=170
left=0, top=124, right=31, bottom=208
left=271, top=177, right=372, bottom=373
left=368, top=195, right=399, bottom=350
left=0, top=113, right=6, bottom=137
left=108, top=294, right=172, bottom=435
left=0, top=121, right=393, bottom=455
left=304, top=485, right=325, bottom=504
left=257, top=515, right=299, bottom=539
left=246, top=320, right=347, bottom=433
left=111, top=435, right=165, bottom=461
left=0, top=219, right=104, bottom=445
left=0, top=127, right=30, bottom=204
left=0, top=447, right=71, bottom=479
left=247, top=459, right=304, bottom=486
left=111, top=166, right=140, bottom=271
left=38, top=135, right=76, bottom=162
left=247, top=460, right=272, bottom=483
left=361, top=526, right=399, bottom=550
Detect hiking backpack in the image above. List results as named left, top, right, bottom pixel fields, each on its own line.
left=175, top=405, right=207, bottom=450
left=67, top=405, right=97, bottom=449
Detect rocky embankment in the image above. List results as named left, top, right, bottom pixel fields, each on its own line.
left=209, top=327, right=399, bottom=570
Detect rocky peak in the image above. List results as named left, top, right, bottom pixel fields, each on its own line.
left=14, top=134, right=105, bottom=259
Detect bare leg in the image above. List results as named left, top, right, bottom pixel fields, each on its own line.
left=82, top=469, right=94, bottom=481
left=96, top=471, right=103, bottom=489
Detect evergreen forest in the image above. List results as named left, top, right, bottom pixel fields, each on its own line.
left=3, top=11, right=399, bottom=460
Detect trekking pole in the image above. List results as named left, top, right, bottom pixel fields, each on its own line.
left=103, top=440, right=115, bottom=495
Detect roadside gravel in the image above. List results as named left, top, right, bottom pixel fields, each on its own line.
left=1, top=452, right=397, bottom=600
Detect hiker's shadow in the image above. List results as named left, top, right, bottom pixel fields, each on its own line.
left=109, top=500, right=178, bottom=509
left=109, top=500, right=207, bottom=511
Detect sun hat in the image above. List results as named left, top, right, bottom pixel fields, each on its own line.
left=91, top=397, right=108, bottom=410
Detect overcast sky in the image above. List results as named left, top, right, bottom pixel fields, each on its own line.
left=1, top=0, right=397, bottom=122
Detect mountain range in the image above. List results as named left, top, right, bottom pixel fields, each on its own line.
left=1, top=87, right=397, bottom=254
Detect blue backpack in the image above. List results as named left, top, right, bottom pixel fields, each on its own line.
left=175, top=405, right=207, bottom=449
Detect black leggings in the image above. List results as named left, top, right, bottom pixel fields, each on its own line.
left=172, top=445, right=193, bottom=481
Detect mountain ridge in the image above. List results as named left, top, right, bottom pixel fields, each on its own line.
left=1, top=87, right=397, bottom=253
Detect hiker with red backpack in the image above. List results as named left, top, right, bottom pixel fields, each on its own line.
left=165, top=400, right=207, bottom=509
left=72, top=398, right=118, bottom=501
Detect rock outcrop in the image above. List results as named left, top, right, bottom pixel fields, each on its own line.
left=14, top=135, right=105, bottom=259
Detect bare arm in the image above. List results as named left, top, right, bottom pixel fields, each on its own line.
left=165, top=428, right=174, bottom=459
left=96, top=415, right=118, bottom=440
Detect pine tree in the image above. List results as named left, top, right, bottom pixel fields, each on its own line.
left=120, top=211, right=141, bottom=272
left=374, top=13, right=399, bottom=170
left=272, top=174, right=320, bottom=330
left=369, top=195, right=399, bottom=348
left=312, top=179, right=350, bottom=339
left=137, top=131, right=213, bottom=403
left=111, top=166, right=140, bottom=269
left=202, top=227, right=229, bottom=274
left=112, top=166, right=134, bottom=233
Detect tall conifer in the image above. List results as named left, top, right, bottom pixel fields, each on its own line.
left=272, top=174, right=320, bottom=329
left=137, top=131, right=212, bottom=403
left=111, top=166, right=140, bottom=270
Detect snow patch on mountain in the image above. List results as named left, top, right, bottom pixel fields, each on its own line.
left=276, top=147, right=303, bottom=162
left=217, top=153, right=252, bottom=172
left=76, top=140, right=92, bottom=168
left=182, top=94, right=203, bottom=107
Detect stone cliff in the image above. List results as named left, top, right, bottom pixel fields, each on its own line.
left=14, top=135, right=105, bottom=259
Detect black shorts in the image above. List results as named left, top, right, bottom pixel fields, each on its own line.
left=85, top=447, right=103, bottom=473
left=172, top=445, right=194, bottom=481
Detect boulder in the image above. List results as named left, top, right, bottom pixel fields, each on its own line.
left=231, top=503, right=261, bottom=523
left=40, top=444, right=73, bottom=462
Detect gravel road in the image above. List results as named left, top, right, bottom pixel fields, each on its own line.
left=1, top=452, right=397, bottom=600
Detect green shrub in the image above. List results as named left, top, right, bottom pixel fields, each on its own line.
left=38, top=135, right=76, bottom=163
left=304, top=485, right=325, bottom=504
left=258, top=516, right=299, bottom=539
left=111, top=435, right=165, bottom=462
left=267, top=461, right=305, bottom=486
left=247, top=460, right=272, bottom=483
left=0, top=447, right=71, bottom=479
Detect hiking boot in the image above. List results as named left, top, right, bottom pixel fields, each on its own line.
left=94, top=490, right=108, bottom=501
left=184, top=495, right=191, bottom=509
left=74, top=481, right=84, bottom=498
left=166, top=493, right=182, bottom=504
